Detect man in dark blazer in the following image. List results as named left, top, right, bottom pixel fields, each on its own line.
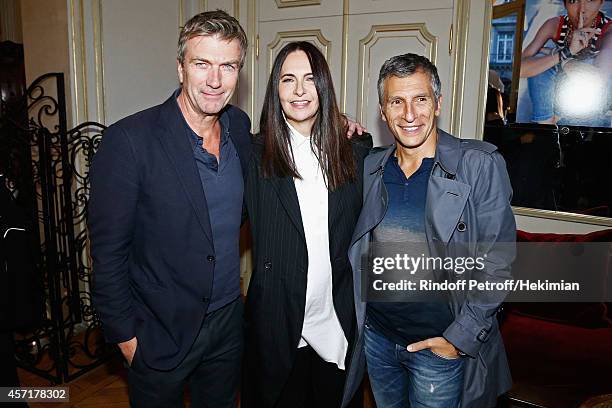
left=89, top=11, right=251, bottom=408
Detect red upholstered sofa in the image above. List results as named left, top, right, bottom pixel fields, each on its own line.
left=500, top=229, right=612, bottom=407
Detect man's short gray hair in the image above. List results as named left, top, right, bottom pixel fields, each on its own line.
left=377, top=53, right=442, bottom=105
left=178, top=10, right=248, bottom=68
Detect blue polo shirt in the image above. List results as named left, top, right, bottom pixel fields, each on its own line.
left=178, top=98, right=243, bottom=313
left=367, top=154, right=453, bottom=347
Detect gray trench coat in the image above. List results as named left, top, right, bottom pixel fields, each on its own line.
left=341, top=130, right=516, bottom=408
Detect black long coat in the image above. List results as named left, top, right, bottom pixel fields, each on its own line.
left=242, top=135, right=370, bottom=407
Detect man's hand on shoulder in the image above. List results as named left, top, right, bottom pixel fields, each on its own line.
left=343, top=115, right=367, bottom=138
left=118, top=336, right=138, bottom=366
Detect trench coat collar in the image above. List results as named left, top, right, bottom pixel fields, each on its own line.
left=433, top=129, right=461, bottom=178
left=353, top=128, right=469, bottom=247
left=367, top=128, right=461, bottom=178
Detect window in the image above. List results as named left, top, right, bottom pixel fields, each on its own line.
left=496, top=32, right=514, bottom=63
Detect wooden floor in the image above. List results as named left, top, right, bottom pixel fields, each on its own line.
left=18, top=358, right=370, bottom=408
left=18, top=358, right=132, bottom=408
left=18, top=358, right=527, bottom=408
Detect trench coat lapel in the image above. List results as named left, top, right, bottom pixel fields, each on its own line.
left=425, top=130, right=471, bottom=245
left=350, top=146, right=394, bottom=247
left=425, top=175, right=471, bottom=245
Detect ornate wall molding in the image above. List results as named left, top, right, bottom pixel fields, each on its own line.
left=179, top=0, right=184, bottom=26
left=476, top=0, right=492, bottom=141
left=356, top=23, right=437, bottom=125
left=340, top=0, right=349, bottom=113
left=267, top=29, right=331, bottom=74
left=248, top=0, right=257, bottom=130
left=275, top=0, right=320, bottom=8
left=69, top=0, right=87, bottom=125
left=513, top=207, right=612, bottom=227
left=449, top=0, right=469, bottom=137
left=0, top=0, right=23, bottom=42
left=91, top=0, right=105, bottom=125
left=68, top=0, right=106, bottom=126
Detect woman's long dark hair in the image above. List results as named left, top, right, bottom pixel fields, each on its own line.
left=260, top=41, right=355, bottom=190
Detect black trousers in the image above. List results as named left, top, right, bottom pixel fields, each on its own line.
left=0, top=331, right=27, bottom=407
left=275, top=346, right=347, bottom=408
left=127, top=299, right=243, bottom=408
left=0, top=331, right=20, bottom=387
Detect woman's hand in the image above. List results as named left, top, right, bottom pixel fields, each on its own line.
left=569, top=13, right=601, bottom=55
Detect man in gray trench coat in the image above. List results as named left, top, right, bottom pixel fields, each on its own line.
left=341, top=53, right=516, bottom=407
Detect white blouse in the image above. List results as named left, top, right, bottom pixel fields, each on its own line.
left=287, top=121, right=348, bottom=370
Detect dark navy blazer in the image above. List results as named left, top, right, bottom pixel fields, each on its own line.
left=89, top=93, right=251, bottom=370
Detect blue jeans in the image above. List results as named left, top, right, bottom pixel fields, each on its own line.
left=528, top=64, right=559, bottom=122
left=364, top=323, right=465, bottom=408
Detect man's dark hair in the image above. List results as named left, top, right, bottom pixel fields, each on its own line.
left=377, top=53, right=442, bottom=107
left=260, top=41, right=355, bottom=190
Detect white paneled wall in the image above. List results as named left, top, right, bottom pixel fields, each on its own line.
left=344, top=9, right=454, bottom=146
left=252, top=0, right=456, bottom=144
left=62, top=0, right=610, bottom=232
left=255, top=16, right=343, bottom=131
left=100, top=0, right=181, bottom=124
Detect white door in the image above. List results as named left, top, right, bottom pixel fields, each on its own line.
left=254, top=11, right=343, bottom=131
left=253, top=0, right=455, bottom=145
left=344, top=4, right=454, bottom=146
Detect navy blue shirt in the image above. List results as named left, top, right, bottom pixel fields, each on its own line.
left=178, top=97, right=243, bottom=313
left=367, top=154, right=453, bottom=347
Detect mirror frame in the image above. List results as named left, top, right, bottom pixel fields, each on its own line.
left=492, top=0, right=525, bottom=115
left=480, top=0, right=612, bottom=227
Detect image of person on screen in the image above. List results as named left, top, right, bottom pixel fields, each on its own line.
left=520, top=0, right=611, bottom=126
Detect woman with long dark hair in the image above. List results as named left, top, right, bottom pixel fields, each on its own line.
left=242, top=41, right=370, bottom=408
